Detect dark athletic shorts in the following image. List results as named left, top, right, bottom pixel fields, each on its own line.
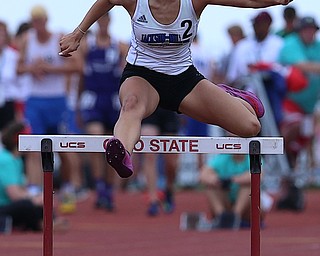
left=119, top=63, right=205, bottom=112
left=142, top=107, right=180, bottom=134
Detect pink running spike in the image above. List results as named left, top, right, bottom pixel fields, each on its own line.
left=105, top=138, right=133, bottom=178
left=217, top=84, right=265, bottom=118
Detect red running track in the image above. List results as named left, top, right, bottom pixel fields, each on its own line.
left=0, top=189, right=319, bottom=256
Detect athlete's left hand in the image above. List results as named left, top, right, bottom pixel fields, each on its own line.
left=59, top=30, right=83, bottom=57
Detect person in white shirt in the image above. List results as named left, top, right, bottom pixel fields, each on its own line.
left=17, top=5, right=81, bottom=196
left=226, top=11, right=284, bottom=84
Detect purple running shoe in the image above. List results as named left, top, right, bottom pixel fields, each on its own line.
left=105, top=138, right=133, bottom=178
left=217, top=84, right=265, bottom=118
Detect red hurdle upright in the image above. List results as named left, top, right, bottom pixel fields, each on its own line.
left=41, top=139, right=54, bottom=256
left=249, top=140, right=262, bottom=256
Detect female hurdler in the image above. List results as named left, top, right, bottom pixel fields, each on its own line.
left=59, top=0, right=293, bottom=178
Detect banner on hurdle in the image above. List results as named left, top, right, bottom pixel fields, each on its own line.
left=18, top=135, right=283, bottom=154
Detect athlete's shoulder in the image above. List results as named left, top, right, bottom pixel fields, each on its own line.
left=191, top=0, right=210, bottom=17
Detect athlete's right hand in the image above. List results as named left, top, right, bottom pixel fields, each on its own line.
left=59, top=30, right=83, bottom=57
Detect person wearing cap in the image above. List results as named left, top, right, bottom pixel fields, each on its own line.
left=278, top=16, right=320, bottom=170
left=17, top=5, right=82, bottom=202
left=226, top=11, right=286, bottom=126
left=227, top=11, right=284, bottom=83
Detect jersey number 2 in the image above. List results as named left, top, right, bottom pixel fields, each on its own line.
left=181, top=20, right=193, bottom=39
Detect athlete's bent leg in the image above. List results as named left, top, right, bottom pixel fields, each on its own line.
left=179, top=80, right=262, bottom=137
left=106, top=77, right=159, bottom=178
left=114, top=77, right=160, bottom=152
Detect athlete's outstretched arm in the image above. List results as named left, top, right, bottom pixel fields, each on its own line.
left=59, top=0, right=116, bottom=57
left=203, top=0, right=293, bottom=7
left=194, top=0, right=293, bottom=19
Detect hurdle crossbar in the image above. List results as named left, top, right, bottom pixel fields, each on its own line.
left=18, top=135, right=283, bottom=256
left=19, top=135, right=283, bottom=154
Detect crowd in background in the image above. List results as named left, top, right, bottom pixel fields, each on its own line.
left=1, top=4, right=320, bottom=233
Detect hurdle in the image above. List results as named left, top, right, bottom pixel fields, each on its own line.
left=19, top=135, right=284, bottom=256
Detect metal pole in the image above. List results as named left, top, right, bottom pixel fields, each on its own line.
left=249, top=140, right=262, bottom=256
left=41, top=139, right=54, bottom=256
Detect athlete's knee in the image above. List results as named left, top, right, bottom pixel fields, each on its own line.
left=121, top=95, right=141, bottom=112
left=242, top=119, right=261, bottom=137
left=232, top=118, right=261, bottom=138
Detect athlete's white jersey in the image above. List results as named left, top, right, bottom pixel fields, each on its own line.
left=126, top=0, right=199, bottom=75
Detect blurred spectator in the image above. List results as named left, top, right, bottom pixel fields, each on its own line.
left=0, top=121, right=43, bottom=232
left=226, top=11, right=286, bottom=126
left=213, top=24, right=245, bottom=84
left=199, top=153, right=251, bottom=229
left=278, top=16, right=320, bottom=171
left=137, top=108, right=180, bottom=216
left=227, top=11, right=284, bottom=81
left=0, top=121, right=69, bottom=232
left=16, top=5, right=81, bottom=196
left=11, top=22, right=31, bottom=51
left=77, top=13, right=128, bottom=211
left=11, top=22, right=32, bottom=122
left=199, top=148, right=272, bottom=230
left=0, top=20, right=20, bottom=132
left=58, top=72, right=88, bottom=214
left=276, top=6, right=298, bottom=38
